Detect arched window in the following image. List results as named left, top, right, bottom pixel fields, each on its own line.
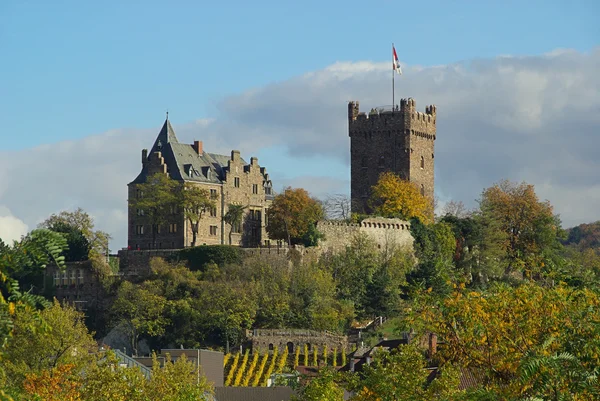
left=421, top=184, right=425, bottom=196
left=287, top=342, right=294, bottom=353
left=378, top=156, right=385, bottom=168
left=420, top=156, right=425, bottom=169
left=268, top=343, right=274, bottom=351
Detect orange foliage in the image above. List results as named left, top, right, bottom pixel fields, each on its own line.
left=23, top=364, right=82, bottom=401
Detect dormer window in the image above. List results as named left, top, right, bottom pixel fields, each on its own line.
left=157, top=140, right=163, bottom=150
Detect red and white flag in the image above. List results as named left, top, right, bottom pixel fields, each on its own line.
left=393, top=45, right=402, bottom=75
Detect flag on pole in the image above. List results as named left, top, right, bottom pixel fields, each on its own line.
left=393, top=45, right=402, bottom=75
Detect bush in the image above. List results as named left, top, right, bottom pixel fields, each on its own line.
left=173, top=245, right=243, bottom=271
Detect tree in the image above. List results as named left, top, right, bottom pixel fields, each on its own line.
left=294, top=367, right=345, bottom=401
left=266, top=187, right=325, bottom=246
left=129, top=173, right=179, bottom=248
left=441, top=200, right=471, bottom=219
left=406, top=283, right=600, bottom=398
left=223, top=204, right=245, bottom=245
left=369, top=172, right=433, bottom=224
left=478, top=179, right=561, bottom=276
left=347, top=345, right=461, bottom=401
left=110, top=281, right=169, bottom=356
left=147, top=353, right=213, bottom=401
left=180, top=183, right=215, bottom=247
left=3, top=300, right=97, bottom=391
left=39, top=207, right=111, bottom=260
left=323, top=194, right=352, bottom=221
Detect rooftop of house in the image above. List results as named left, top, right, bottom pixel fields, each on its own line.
left=130, top=118, right=268, bottom=186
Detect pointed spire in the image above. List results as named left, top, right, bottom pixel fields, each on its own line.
left=149, top=116, right=178, bottom=155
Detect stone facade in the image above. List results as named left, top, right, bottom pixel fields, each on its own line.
left=317, top=217, right=413, bottom=254
left=247, top=329, right=348, bottom=354
left=348, top=98, right=437, bottom=213
left=127, top=119, right=274, bottom=250
left=45, top=261, right=107, bottom=311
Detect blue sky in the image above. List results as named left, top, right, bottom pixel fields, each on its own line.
left=0, top=0, right=598, bottom=247
left=1, top=0, right=597, bottom=150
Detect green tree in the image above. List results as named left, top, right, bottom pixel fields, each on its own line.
left=147, top=353, right=213, bottom=401
left=3, top=300, right=97, bottom=392
left=181, top=183, right=215, bottom=247
left=266, top=187, right=325, bottom=246
left=129, top=172, right=179, bottom=248
left=294, top=367, right=345, bottom=401
left=347, top=345, right=461, bottom=401
left=110, top=281, right=169, bottom=356
left=223, top=204, right=245, bottom=245
left=39, top=207, right=111, bottom=261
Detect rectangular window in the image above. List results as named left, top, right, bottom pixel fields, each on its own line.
left=169, top=223, right=177, bottom=233
left=136, top=208, right=144, bottom=216
left=210, top=225, right=218, bottom=236
left=265, top=187, right=272, bottom=195
left=136, top=189, right=143, bottom=198
left=232, top=221, right=241, bottom=233
left=234, top=177, right=240, bottom=188
left=70, top=270, right=76, bottom=285
left=210, top=189, right=218, bottom=199
left=210, top=207, right=217, bottom=217
left=170, top=204, right=178, bottom=214
left=62, top=271, right=68, bottom=286
left=256, top=210, right=261, bottom=222
left=252, top=184, right=258, bottom=194
left=136, top=225, right=144, bottom=235
left=54, top=271, right=60, bottom=287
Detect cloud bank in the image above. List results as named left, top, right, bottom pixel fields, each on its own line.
left=0, top=48, right=598, bottom=248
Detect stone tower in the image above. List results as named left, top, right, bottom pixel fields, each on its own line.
left=348, top=98, right=437, bottom=213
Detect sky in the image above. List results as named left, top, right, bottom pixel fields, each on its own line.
left=0, top=0, right=598, bottom=248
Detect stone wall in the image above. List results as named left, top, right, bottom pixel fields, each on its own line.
left=117, top=249, right=180, bottom=276
left=317, top=217, right=413, bottom=254
left=247, top=329, right=348, bottom=353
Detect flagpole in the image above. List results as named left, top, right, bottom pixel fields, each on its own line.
left=392, top=43, right=395, bottom=110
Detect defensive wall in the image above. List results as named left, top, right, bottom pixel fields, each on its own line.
left=246, top=328, right=348, bottom=354
left=317, top=217, right=413, bottom=254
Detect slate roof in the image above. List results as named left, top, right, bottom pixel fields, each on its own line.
left=130, top=119, right=248, bottom=185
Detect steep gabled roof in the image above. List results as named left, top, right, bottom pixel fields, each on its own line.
left=149, top=119, right=178, bottom=155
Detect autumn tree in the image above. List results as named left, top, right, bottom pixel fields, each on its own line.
left=129, top=172, right=179, bottom=248
left=478, top=179, right=562, bottom=276
left=223, top=204, right=245, bottom=245
left=180, top=183, right=215, bottom=247
left=369, top=172, right=433, bottom=224
left=266, top=187, right=325, bottom=246
left=3, top=300, right=97, bottom=392
left=407, top=282, right=600, bottom=398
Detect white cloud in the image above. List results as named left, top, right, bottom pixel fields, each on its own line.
left=0, top=206, right=28, bottom=244
left=0, top=48, right=598, bottom=249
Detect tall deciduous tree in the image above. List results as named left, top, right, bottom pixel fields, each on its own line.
left=223, top=204, right=245, bottom=245
left=110, top=281, right=169, bottom=356
left=266, top=187, right=325, bottom=246
left=130, top=173, right=179, bottom=248
left=369, top=172, right=434, bottom=224
left=39, top=207, right=111, bottom=260
left=478, top=179, right=561, bottom=275
left=180, top=183, right=215, bottom=247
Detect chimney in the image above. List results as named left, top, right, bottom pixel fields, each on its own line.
left=349, top=359, right=355, bottom=372
left=428, top=333, right=437, bottom=358
left=192, top=140, right=203, bottom=155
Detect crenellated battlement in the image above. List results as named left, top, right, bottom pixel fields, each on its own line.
left=317, top=218, right=413, bottom=253
left=348, top=99, right=437, bottom=130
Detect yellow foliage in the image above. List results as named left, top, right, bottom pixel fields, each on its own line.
left=369, top=172, right=433, bottom=223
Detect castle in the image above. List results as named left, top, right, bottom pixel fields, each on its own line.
left=127, top=118, right=274, bottom=249
left=348, top=98, right=437, bottom=213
